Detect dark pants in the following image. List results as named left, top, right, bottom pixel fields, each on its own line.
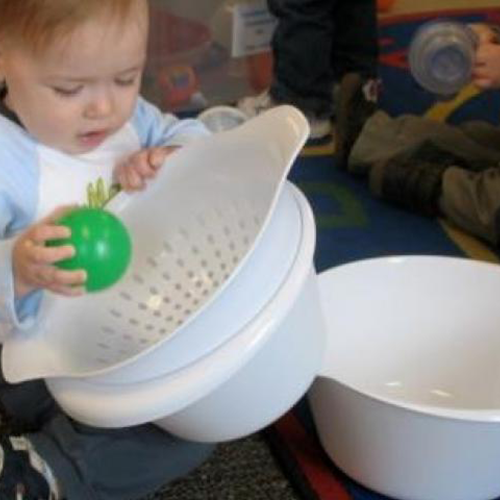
left=268, top=0, right=378, bottom=117
left=0, top=367, right=214, bottom=500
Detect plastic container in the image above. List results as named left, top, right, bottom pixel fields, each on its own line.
left=408, top=20, right=478, bottom=97
left=198, top=105, right=248, bottom=133
left=310, top=256, right=500, bottom=500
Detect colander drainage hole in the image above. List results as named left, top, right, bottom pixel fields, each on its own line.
left=147, top=257, right=158, bottom=268
left=120, top=292, right=132, bottom=301
left=133, top=274, right=144, bottom=284
left=110, top=309, right=122, bottom=318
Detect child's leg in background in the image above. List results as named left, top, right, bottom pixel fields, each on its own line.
left=331, top=0, right=378, bottom=80
left=0, top=366, right=215, bottom=500
left=267, top=0, right=336, bottom=117
left=440, top=166, right=500, bottom=245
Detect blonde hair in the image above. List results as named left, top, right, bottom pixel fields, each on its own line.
left=0, top=0, right=144, bottom=53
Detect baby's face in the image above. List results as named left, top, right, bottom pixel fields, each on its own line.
left=0, top=1, right=148, bottom=154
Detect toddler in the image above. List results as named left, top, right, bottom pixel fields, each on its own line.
left=0, top=1, right=213, bottom=498
left=347, top=23, right=500, bottom=246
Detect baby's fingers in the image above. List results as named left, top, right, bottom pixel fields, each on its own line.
left=46, top=272, right=86, bottom=296
left=39, top=244, right=76, bottom=265
left=36, top=266, right=87, bottom=288
left=47, top=284, right=86, bottom=297
left=148, top=147, right=172, bottom=168
left=30, top=224, right=71, bottom=245
left=119, top=167, right=146, bottom=192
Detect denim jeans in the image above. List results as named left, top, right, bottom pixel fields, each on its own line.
left=268, top=0, right=378, bottom=117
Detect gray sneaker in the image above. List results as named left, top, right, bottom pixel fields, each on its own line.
left=237, top=90, right=332, bottom=141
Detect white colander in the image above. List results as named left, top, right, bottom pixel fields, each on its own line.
left=3, top=105, right=309, bottom=384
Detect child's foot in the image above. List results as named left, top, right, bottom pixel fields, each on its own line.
left=237, top=90, right=333, bottom=141
left=0, top=435, right=59, bottom=499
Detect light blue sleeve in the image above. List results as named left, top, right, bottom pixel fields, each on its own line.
left=131, top=96, right=211, bottom=149
left=0, top=120, right=42, bottom=341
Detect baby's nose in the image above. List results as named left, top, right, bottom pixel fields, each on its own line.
left=85, top=91, right=114, bottom=119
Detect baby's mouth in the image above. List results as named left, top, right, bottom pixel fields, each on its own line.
left=78, top=129, right=109, bottom=147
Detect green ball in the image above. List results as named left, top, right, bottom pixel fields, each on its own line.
left=48, top=207, right=132, bottom=292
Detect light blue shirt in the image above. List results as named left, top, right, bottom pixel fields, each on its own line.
left=0, top=96, right=209, bottom=340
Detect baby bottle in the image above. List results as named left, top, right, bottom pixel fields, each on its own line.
left=408, top=19, right=478, bottom=97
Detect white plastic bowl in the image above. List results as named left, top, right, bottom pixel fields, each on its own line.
left=309, top=256, right=500, bottom=500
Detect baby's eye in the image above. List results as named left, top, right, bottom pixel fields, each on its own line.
left=53, top=86, right=82, bottom=97
left=115, top=76, right=138, bottom=87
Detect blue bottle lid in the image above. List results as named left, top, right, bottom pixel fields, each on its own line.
left=409, top=19, right=478, bottom=97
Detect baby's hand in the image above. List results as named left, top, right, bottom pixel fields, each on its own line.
left=12, top=206, right=87, bottom=298
left=114, top=146, right=179, bottom=192
left=469, top=23, right=500, bottom=89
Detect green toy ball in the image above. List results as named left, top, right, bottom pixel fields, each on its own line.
left=47, top=207, right=132, bottom=292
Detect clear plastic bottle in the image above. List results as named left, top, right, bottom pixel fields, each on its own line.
left=408, top=19, right=478, bottom=97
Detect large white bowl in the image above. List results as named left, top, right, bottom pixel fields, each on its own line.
left=309, top=256, right=500, bottom=500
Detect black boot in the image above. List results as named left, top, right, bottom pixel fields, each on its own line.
left=335, top=73, right=379, bottom=170
left=370, top=157, right=448, bottom=217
